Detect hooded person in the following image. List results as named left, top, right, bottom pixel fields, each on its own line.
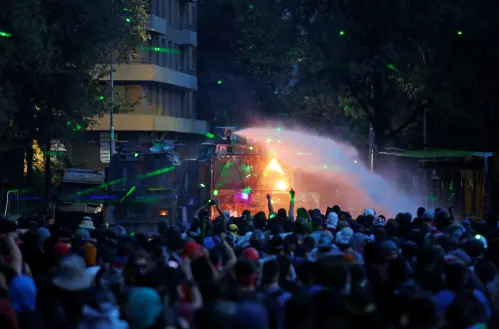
left=364, top=208, right=376, bottom=217
left=325, top=212, right=339, bottom=233
left=335, top=227, right=354, bottom=250
left=8, top=275, right=43, bottom=329
left=307, top=231, right=343, bottom=263
left=126, top=287, right=164, bottom=329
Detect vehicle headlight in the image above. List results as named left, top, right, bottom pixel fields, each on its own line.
left=95, top=206, right=102, bottom=213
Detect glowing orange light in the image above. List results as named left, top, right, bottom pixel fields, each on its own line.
left=159, top=209, right=168, bottom=216
left=267, top=158, right=285, bottom=175
left=276, top=180, right=287, bottom=191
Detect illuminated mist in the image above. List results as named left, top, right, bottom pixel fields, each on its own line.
left=236, top=127, right=415, bottom=217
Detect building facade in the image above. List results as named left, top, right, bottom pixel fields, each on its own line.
left=74, top=0, right=207, bottom=170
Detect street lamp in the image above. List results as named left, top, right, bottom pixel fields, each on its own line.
left=109, top=49, right=115, bottom=159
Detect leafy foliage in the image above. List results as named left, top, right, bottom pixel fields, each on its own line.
left=232, top=0, right=478, bottom=147
left=198, top=0, right=285, bottom=127
left=0, top=0, right=149, bottom=145
left=0, top=0, right=149, bottom=187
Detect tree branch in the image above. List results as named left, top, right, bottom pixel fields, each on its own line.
left=387, top=41, right=461, bottom=138
left=344, top=77, right=379, bottom=133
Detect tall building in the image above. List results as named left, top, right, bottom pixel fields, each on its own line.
left=75, top=0, right=207, bottom=170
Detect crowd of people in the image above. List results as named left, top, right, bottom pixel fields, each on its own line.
left=0, top=189, right=498, bottom=329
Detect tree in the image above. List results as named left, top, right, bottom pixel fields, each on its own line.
left=0, top=0, right=149, bottom=189
left=232, top=0, right=478, bottom=149
left=198, top=0, right=284, bottom=128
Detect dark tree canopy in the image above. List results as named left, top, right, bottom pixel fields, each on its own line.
left=0, top=0, right=149, bottom=186
left=220, top=0, right=499, bottom=150
left=197, top=0, right=284, bottom=128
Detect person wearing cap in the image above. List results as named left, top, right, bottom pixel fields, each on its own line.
left=38, top=255, right=98, bottom=329
left=183, top=241, right=204, bottom=261
left=241, top=247, right=260, bottom=263
left=228, top=224, right=239, bottom=243
left=234, top=260, right=262, bottom=302
left=79, top=217, right=96, bottom=231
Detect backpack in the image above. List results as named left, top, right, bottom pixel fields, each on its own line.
left=263, top=289, right=285, bottom=329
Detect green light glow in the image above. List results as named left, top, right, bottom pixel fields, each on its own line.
left=0, top=31, right=12, bottom=38
left=138, top=166, right=176, bottom=179
left=200, top=183, right=206, bottom=188
left=120, top=186, right=137, bottom=202
left=217, top=80, right=223, bottom=85
left=134, top=153, right=139, bottom=158
left=387, top=64, right=398, bottom=71
left=457, top=31, right=463, bottom=35
left=205, top=132, right=215, bottom=138
left=140, top=46, right=180, bottom=54
left=213, top=189, right=219, bottom=196
left=339, top=30, right=345, bottom=36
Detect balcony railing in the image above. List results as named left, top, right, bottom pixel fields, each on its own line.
left=181, top=68, right=197, bottom=76
left=99, top=55, right=152, bottom=65
left=181, top=24, right=197, bottom=32
left=130, top=56, right=152, bottom=64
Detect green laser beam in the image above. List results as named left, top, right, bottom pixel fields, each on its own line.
left=138, top=166, right=176, bottom=179
left=74, top=166, right=176, bottom=198
left=75, top=177, right=125, bottom=196
left=120, top=186, right=137, bottom=202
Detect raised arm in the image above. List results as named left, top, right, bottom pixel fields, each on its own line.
left=194, top=202, right=209, bottom=220
left=288, top=189, right=295, bottom=221
left=6, top=233, right=22, bottom=275
left=267, top=194, right=275, bottom=216
left=214, top=201, right=229, bottom=230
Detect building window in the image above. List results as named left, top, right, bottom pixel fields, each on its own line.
left=172, top=45, right=177, bottom=70
left=165, top=85, right=170, bottom=116
left=190, top=46, right=196, bottom=71
left=180, top=91, right=185, bottom=118
left=192, top=91, right=197, bottom=117
left=167, top=41, right=172, bottom=68
left=180, top=46, right=186, bottom=71
left=151, top=0, right=157, bottom=15
left=160, top=38, right=165, bottom=67
left=190, top=5, right=195, bottom=27
left=155, top=83, right=161, bottom=115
